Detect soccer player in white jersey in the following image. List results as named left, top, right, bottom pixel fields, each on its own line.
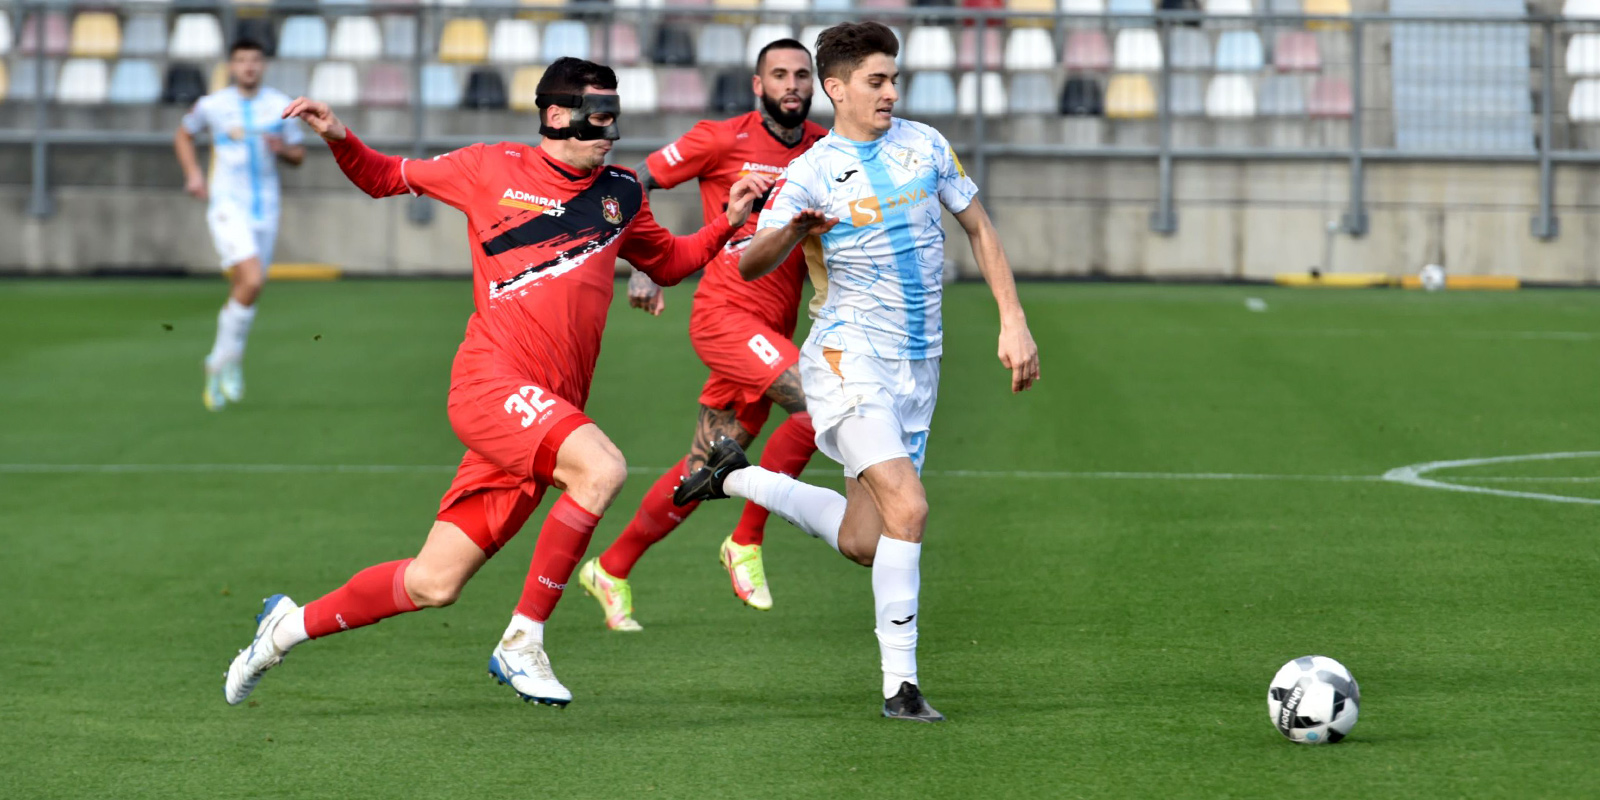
left=675, top=22, right=1040, bottom=722
left=174, top=39, right=305, bottom=411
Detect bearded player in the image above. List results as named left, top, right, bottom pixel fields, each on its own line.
left=577, top=39, right=828, bottom=630
left=676, top=24, right=1041, bottom=722
left=220, top=58, right=771, bottom=708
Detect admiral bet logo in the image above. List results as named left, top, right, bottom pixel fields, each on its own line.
left=499, top=188, right=566, bottom=216
left=847, top=183, right=931, bottom=227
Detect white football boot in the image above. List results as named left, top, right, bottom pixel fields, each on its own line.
left=203, top=366, right=227, bottom=412
left=488, top=628, right=573, bottom=707
left=219, top=361, right=245, bottom=403
left=224, top=594, right=298, bottom=705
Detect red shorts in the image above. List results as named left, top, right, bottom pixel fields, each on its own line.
left=689, top=303, right=799, bottom=436
left=436, top=371, right=592, bottom=557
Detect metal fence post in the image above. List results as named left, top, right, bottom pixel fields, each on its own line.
left=973, top=11, right=990, bottom=206
left=408, top=3, right=434, bottom=225
left=1532, top=18, right=1560, bottom=240
left=28, top=1, right=54, bottom=219
left=1342, top=17, right=1368, bottom=236
left=1150, top=14, right=1177, bottom=234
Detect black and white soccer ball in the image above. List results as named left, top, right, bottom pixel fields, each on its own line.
left=1268, top=655, right=1360, bottom=744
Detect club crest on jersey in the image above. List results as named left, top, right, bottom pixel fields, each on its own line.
left=602, top=196, right=622, bottom=225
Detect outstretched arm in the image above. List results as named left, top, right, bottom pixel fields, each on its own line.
left=955, top=199, right=1040, bottom=394
left=621, top=173, right=773, bottom=286
left=740, top=209, right=837, bottom=280
left=282, top=97, right=407, bottom=198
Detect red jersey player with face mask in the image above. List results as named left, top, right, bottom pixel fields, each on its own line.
left=577, top=40, right=829, bottom=630
left=221, top=58, right=774, bottom=708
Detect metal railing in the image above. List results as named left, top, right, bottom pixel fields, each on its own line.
left=3, top=2, right=1596, bottom=239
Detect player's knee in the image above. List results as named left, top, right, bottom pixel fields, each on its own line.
left=569, top=450, right=629, bottom=504
left=405, top=566, right=465, bottom=608
left=882, top=494, right=928, bottom=539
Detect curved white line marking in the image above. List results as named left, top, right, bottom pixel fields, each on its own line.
left=1382, top=451, right=1600, bottom=505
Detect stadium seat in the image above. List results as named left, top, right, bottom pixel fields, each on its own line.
left=381, top=15, right=417, bottom=60
left=542, top=21, right=589, bottom=62
left=905, top=26, right=957, bottom=71
left=10, top=59, right=58, bottom=102
left=746, top=24, right=794, bottom=67
left=1061, top=0, right=1107, bottom=16
left=1303, top=0, right=1350, bottom=29
left=509, top=65, right=545, bottom=111
left=169, top=15, right=224, bottom=61
left=1266, top=0, right=1300, bottom=11
left=321, top=0, right=370, bottom=6
left=109, top=59, right=163, bottom=104
left=518, top=0, right=567, bottom=13
left=1063, top=30, right=1112, bottom=71
left=276, top=16, right=328, bottom=60
left=1004, top=28, right=1055, bottom=70
left=209, top=62, right=229, bottom=93
left=1256, top=72, right=1305, bottom=115
left=362, top=63, right=410, bottom=107
left=1104, top=73, right=1154, bottom=118
left=489, top=19, right=539, bottom=63
left=1204, top=0, right=1252, bottom=13
left=653, top=26, right=694, bottom=65
left=329, top=17, right=382, bottom=61
left=698, top=24, right=744, bottom=67
left=1168, top=73, right=1204, bottom=116
left=438, top=18, right=489, bottom=63
left=1009, top=72, right=1055, bottom=113
left=0, top=14, right=11, bottom=58
left=957, top=28, right=1003, bottom=71
left=1307, top=74, right=1351, bottom=117
left=1205, top=74, right=1254, bottom=117
left=595, top=23, right=642, bottom=66
left=906, top=71, right=957, bottom=115
left=1272, top=31, right=1320, bottom=72
left=0, top=62, right=7, bottom=104
left=1107, top=0, right=1154, bottom=16
left=799, top=25, right=829, bottom=53
left=958, top=71, right=1006, bottom=115
left=1213, top=30, right=1263, bottom=71
left=233, top=18, right=276, bottom=57
left=1159, top=0, right=1199, bottom=13
left=1113, top=29, right=1162, bottom=72
left=860, top=0, right=909, bottom=9
left=662, top=0, right=710, bottom=8
left=710, top=69, right=751, bottom=112
left=1007, top=0, right=1055, bottom=26
left=462, top=67, right=508, bottom=109
left=421, top=63, right=462, bottom=107
left=267, top=61, right=309, bottom=98
left=1569, top=78, right=1600, bottom=121
left=56, top=58, right=107, bottom=104
left=308, top=62, right=359, bottom=106
left=616, top=66, right=658, bottom=113
left=1060, top=76, right=1103, bottom=115
left=1167, top=26, right=1210, bottom=70
left=657, top=68, right=708, bottom=112
left=20, top=12, right=70, bottom=57
left=1568, top=33, right=1600, bottom=77
left=68, top=12, right=119, bottom=59
left=162, top=63, right=206, bottom=105
left=1565, top=0, right=1600, bottom=18
left=766, top=0, right=811, bottom=11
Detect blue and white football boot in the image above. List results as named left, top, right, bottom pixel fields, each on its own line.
left=224, top=594, right=298, bottom=705
left=488, top=628, right=572, bottom=707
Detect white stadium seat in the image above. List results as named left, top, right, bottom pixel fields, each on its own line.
left=1568, top=33, right=1600, bottom=77
left=905, top=27, right=956, bottom=71
left=958, top=72, right=1006, bottom=116
left=490, top=19, right=540, bottom=64
left=1205, top=74, right=1256, bottom=118
left=746, top=24, right=795, bottom=68
left=329, top=17, right=383, bottom=61
left=57, top=58, right=108, bottom=104
left=308, top=62, right=360, bottom=107
left=1004, top=28, right=1056, bottom=71
left=616, top=66, right=659, bottom=113
left=1569, top=78, right=1600, bottom=121
left=1113, top=28, right=1163, bottom=72
left=169, top=14, right=224, bottom=60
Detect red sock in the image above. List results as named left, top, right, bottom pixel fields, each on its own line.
left=303, top=559, right=419, bottom=639
left=515, top=494, right=602, bottom=622
left=732, top=412, right=818, bottom=546
left=598, top=457, right=700, bottom=579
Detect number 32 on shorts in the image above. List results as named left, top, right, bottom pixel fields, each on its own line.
left=504, top=385, right=556, bottom=428
left=747, top=334, right=782, bottom=366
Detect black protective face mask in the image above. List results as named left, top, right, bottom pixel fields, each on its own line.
left=536, top=93, right=621, bottom=141
left=761, top=92, right=811, bottom=130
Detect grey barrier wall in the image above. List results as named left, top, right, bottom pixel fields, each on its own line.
left=5, top=1, right=1600, bottom=280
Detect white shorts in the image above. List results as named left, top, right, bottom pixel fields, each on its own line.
left=207, top=205, right=277, bottom=270
left=798, top=338, right=940, bottom=478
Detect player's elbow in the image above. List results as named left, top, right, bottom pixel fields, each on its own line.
left=738, top=253, right=766, bottom=281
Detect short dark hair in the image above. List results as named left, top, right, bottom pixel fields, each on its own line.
left=815, top=22, right=899, bottom=84
left=229, top=38, right=266, bottom=58
left=535, top=57, right=619, bottom=124
left=755, top=38, right=811, bottom=74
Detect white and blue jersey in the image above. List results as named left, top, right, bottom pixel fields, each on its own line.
left=758, top=118, right=978, bottom=361
left=182, top=86, right=302, bottom=226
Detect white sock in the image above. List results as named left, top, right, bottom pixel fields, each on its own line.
left=206, top=299, right=257, bottom=371
left=724, top=466, right=846, bottom=552
left=504, top=613, right=545, bottom=646
left=271, top=607, right=309, bottom=652
left=873, top=536, right=921, bottom=698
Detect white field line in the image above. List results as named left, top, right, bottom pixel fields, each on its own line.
left=1381, top=451, right=1600, bottom=506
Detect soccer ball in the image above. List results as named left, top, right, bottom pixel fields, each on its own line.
left=1420, top=263, right=1446, bottom=292
left=1268, top=656, right=1360, bottom=744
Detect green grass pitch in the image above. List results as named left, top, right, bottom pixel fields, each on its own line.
left=3, top=279, right=1599, bottom=798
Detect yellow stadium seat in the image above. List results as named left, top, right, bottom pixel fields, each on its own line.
left=0, top=62, right=8, bottom=104
left=210, top=62, right=229, bottom=92
left=1105, top=73, right=1156, bottom=119
left=516, top=0, right=565, bottom=22
left=713, top=0, right=760, bottom=23
left=1303, top=0, right=1351, bottom=31
left=438, top=18, right=489, bottom=64
left=509, top=66, right=545, bottom=111
left=1007, top=0, right=1055, bottom=27
left=69, top=11, right=120, bottom=59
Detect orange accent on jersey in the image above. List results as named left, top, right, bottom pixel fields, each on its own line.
left=823, top=347, right=845, bottom=379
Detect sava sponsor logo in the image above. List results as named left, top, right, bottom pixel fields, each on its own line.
left=499, top=188, right=566, bottom=215
left=847, top=185, right=930, bottom=226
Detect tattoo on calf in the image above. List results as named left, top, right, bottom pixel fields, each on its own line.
left=765, top=367, right=807, bottom=416
left=687, top=405, right=752, bottom=472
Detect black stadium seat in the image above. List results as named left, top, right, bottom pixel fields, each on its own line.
left=463, top=68, right=509, bottom=110
left=710, top=70, right=749, bottom=114
left=653, top=26, right=695, bottom=66
left=162, top=63, right=208, bottom=106
left=1060, top=76, right=1104, bottom=117
left=234, top=18, right=278, bottom=57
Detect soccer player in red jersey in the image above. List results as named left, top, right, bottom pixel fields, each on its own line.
left=221, top=58, right=773, bottom=708
left=576, top=40, right=830, bottom=629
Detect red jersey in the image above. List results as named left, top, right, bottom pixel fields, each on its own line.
left=646, top=112, right=827, bottom=329
left=328, top=130, right=733, bottom=405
